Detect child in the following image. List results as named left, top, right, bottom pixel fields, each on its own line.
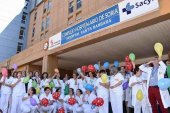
left=39, top=87, right=55, bottom=113
left=20, top=87, right=39, bottom=113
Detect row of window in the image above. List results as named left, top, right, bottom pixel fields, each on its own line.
left=69, top=0, right=82, bottom=14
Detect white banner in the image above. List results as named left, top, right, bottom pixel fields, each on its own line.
left=119, top=0, right=159, bottom=22
left=48, top=32, right=61, bottom=50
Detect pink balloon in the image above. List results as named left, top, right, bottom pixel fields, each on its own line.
left=1, top=68, right=8, bottom=77
left=13, top=64, right=18, bottom=70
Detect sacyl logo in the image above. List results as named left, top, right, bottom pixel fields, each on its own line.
left=122, top=3, right=134, bottom=15
left=123, top=0, right=154, bottom=15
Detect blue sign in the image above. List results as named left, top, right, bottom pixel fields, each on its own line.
left=61, top=4, right=120, bottom=45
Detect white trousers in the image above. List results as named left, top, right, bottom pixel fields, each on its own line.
left=98, top=95, right=109, bottom=113
left=110, top=92, right=123, bottom=113
left=63, top=103, right=77, bottom=113
left=1, top=94, right=10, bottom=113
left=82, top=104, right=98, bottom=113
left=20, top=104, right=37, bottom=113
left=38, top=105, right=55, bottom=113
left=11, top=95, right=23, bottom=113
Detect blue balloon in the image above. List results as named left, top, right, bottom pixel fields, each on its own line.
left=122, top=81, right=129, bottom=90
left=114, top=60, right=119, bottom=67
left=158, top=78, right=170, bottom=90
left=103, top=62, right=109, bottom=69
left=85, top=84, right=94, bottom=92
left=94, top=64, right=99, bottom=70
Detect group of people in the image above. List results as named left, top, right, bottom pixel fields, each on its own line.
left=0, top=56, right=170, bottom=113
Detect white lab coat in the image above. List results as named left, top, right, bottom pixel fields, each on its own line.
left=53, top=94, right=65, bottom=113
left=129, top=75, right=150, bottom=113
left=53, top=79, right=63, bottom=93
left=68, top=79, right=78, bottom=94
left=82, top=93, right=98, bottom=113
left=75, top=95, right=83, bottom=113
left=39, top=93, right=55, bottom=113
left=139, top=61, right=170, bottom=108
left=95, top=77, right=109, bottom=113
left=110, top=73, right=124, bottom=113
left=63, top=95, right=77, bottom=113
left=0, top=76, right=13, bottom=113
left=11, top=78, right=26, bottom=113
left=20, top=94, right=39, bottom=113
left=77, top=79, right=86, bottom=93
left=40, top=79, right=50, bottom=94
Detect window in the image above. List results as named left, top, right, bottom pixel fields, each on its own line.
left=34, top=12, right=37, bottom=21
left=47, top=0, right=52, bottom=11
left=24, top=3, right=28, bottom=9
left=17, top=43, right=23, bottom=53
left=68, top=16, right=74, bottom=25
left=76, top=0, right=82, bottom=9
left=46, top=16, right=50, bottom=29
left=32, top=27, right=35, bottom=37
left=43, top=2, right=48, bottom=13
left=69, top=1, right=74, bottom=14
left=41, top=20, right=45, bottom=31
left=76, top=11, right=82, bottom=21
left=21, top=12, right=27, bottom=24
left=19, top=27, right=25, bottom=39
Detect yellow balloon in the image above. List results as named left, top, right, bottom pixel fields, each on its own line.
left=101, top=74, right=108, bottom=83
left=154, top=43, right=163, bottom=58
left=36, top=87, right=40, bottom=94
left=136, top=89, right=144, bottom=101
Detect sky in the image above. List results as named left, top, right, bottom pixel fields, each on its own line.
left=0, top=0, right=25, bottom=33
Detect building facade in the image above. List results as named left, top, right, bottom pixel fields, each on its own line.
left=0, top=0, right=31, bottom=62
left=0, top=0, right=170, bottom=75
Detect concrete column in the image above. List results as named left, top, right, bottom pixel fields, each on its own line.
left=42, top=55, right=58, bottom=74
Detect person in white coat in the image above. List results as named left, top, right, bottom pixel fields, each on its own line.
left=52, top=69, right=63, bottom=94
left=139, top=57, right=170, bottom=113
left=11, top=71, right=26, bottom=113
left=63, top=88, right=77, bottom=113
left=95, top=70, right=109, bottom=113
left=109, top=66, right=124, bottom=113
left=68, top=73, right=79, bottom=94
left=129, top=67, right=150, bottom=113
left=20, top=87, right=40, bottom=113
left=39, top=87, right=55, bottom=113
left=75, top=89, right=83, bottom=113
left=53, top=88, right=65, bottom=113
left=40, top=72, right=50, bottom=94
left=0, top=70, right=13, bottom=113
left=82, top=84, right=98, bottom=113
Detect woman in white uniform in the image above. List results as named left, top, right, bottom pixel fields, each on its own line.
left=63, top=88, right=77, bottom=113
left=20, top=87, right=39, bottom=113
left=75, top=89, right=83, bottom=113
left=129, top=67, right=150, bottom=113
left=39, top=87, right=55, bottom=113
left=68, top=73, right=79, bottom=94
left=110, top=66, right=124, bottom=113
left=82, top=84, right=98, bottom=113
left=95, top=70, right=109, bottom=113
left=52, top=69, right=63, bottom=93
left=11, top=71, right=26, bottom=113
left=53, top=88, right=65, bottom=113
left=0, top=70, right=13, bottom=113
left=40, top=72, right=50, bottom=94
